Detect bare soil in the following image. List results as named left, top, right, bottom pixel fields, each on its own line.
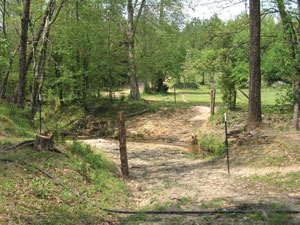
left=83, top=106, right=300, bottom=224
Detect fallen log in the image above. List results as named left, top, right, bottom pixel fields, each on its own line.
left=3, top=139, right=35, bottom=151
left=125, top=109, right=151, bottom=118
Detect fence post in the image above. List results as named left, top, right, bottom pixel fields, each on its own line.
left=224, top=113, right=230, bottom=175
left=118, top=111, right=129, bottom=177
left=210, top=89, right=215, bottom=116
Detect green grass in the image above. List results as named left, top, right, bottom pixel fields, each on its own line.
left=250, top=172, right=300, bottom=192
left=142, top=86, right=279, bottom=111
left=0, top=102, right=35, bottom=138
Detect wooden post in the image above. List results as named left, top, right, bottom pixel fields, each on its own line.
left=210, top=89, right=216, bottom=116
left=118, top=111, right=129, bottom=177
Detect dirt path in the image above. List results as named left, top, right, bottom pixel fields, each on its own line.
left=125, top=106, right=210, bottom=143
left=83, top=106, right=300, bottom=224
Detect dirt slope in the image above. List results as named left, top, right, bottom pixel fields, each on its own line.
left=125, top=106, right=210, bottom=143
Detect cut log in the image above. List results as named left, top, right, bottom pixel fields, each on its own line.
left=35, top=134, right=54, bottom=151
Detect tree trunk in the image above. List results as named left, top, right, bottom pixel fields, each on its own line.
left=127, top=0, right=146, bottom=100
left=293, top=0, right=300, bottom=130
left=25, top=0, right=56, bottom=80
left=276, top=0, right=300, bottom=130
left=127, top=23, right=140, bottom=100
left=2, top=0, right=7, bottom=37
left=293, top=68, right=300, bottom=130
left=14, top=0, right=31, bottom=107
left=201, top=72, right=205, bottom=85
left=247, top=0, right=262, bottom=129
left=53, top=57, right=64, bottom=106
left=31, top=14, right=51, bottom=119
left=233, top=90, right=237, bottom=109
left=1, top=47, right=19, bottom=99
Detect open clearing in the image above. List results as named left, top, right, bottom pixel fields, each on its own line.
left=83, top=104, right=300, bottom=224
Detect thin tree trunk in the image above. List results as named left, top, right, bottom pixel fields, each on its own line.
left=247, top=0, right=262, bottom=129
left=127, top=0, right=146, bottom=100
left=106, top=0, right=114, bottom=102
left=31, top=26, right=50, bottom=119
left=14, top=0, right=31, bottom=107
left=233, top=90, right=237, bottom=109
left=293, top=0, right=300, bottom=130
left=25, top=0, right=56, bottom=77
left=276, top=0, right=300, bottom=130
left=0, top=69, right=2, bottom=95
left=54, top=59, right=64, bottom=106
left=2, top=0, right=7, bottom=37
left=201, top=72, right=205, bottom=85
left=127, top=10, right=140, bottom=100
left=1, top=47, right=18, bottom=99
left=293, top=78, right=300, bottom=129
left=31, top=0, right=65, bottom=118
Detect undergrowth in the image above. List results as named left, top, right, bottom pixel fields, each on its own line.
left=198, top=133, right=226, bottom=156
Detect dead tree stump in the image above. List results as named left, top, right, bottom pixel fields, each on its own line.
left=35, top=134, right=54, bottom=151
left=118, top=111, right=129, bottom=177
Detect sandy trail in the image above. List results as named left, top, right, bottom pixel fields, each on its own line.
left=83, top=105, right=300, bottom=223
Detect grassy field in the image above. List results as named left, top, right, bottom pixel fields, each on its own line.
left=141, top=86, right=281, bottom=111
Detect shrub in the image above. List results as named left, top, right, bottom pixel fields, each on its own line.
left=198, top=133, right=226, bottom=156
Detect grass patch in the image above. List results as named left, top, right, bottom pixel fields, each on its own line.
left=200, top=198, right=226, bottom=209
left=0, top=102, right=35, bottom=138
left=198, top=133, right=226, bottom=156
left=250, top=172, right=300, bottom=192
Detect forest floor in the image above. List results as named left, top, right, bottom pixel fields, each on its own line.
left=83, top=101, right=300, bottom=224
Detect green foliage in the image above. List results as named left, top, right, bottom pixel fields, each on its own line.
left=198, top=133, right=226, bottom=156
left=218, top=68, right=237, bottom=109
left=272, top=83, right=294, bottom=112
left=70, top=142, right=103, bottom=170
left=175, top=82, right=198, bottom=89
left=0, top=102, right=35, bottom=137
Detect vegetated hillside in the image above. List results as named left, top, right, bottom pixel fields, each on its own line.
left=208, top=108, right=300, bottom=167
left=0, top=102, right=129, bottom=224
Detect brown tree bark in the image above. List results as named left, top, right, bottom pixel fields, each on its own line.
left=1, top=0, right=7, bottom=37
left=293, top=78, right=300, bottom=129
left=127, top=0, right=146, bottom=100
left=247, top=0, right=262, bottom=129
left=14, top=0, right=31, bottom=107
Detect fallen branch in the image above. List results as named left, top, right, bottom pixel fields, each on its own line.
left=126, top=109, right=151, bottom=118
left=238, top=88, right=249, bottom=99
left=3, top=139, right=35, bottom=151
